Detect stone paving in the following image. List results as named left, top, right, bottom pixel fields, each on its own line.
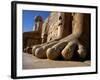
left=23, top=53, right=91, bottom=69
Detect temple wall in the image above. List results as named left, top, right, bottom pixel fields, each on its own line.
left=42, top=12, right=72, bottom=42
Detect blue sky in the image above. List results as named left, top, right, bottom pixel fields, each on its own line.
left=23, top=10, right=50, bottom=32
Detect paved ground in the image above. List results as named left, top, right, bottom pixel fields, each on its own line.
left=23, top=53, right=91, bottom=69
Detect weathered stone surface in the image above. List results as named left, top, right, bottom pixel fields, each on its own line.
left=23, top=31, right=41, bottom=50
left=61, top=41, right=77, bottom=60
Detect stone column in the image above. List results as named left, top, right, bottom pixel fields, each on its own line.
left=34, top=16, right=43, bottom=34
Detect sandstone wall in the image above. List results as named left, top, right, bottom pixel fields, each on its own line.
left=42, top=12, right=72, bottom=42
left=23, top=31, right=41, bottom=49
left=46, top=12, right=60, bottom=42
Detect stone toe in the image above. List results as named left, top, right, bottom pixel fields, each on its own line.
left=35, top=48, right=46, bottom=58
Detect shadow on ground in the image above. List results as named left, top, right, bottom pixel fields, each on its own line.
left=22, top=53, right=91, bottom=69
